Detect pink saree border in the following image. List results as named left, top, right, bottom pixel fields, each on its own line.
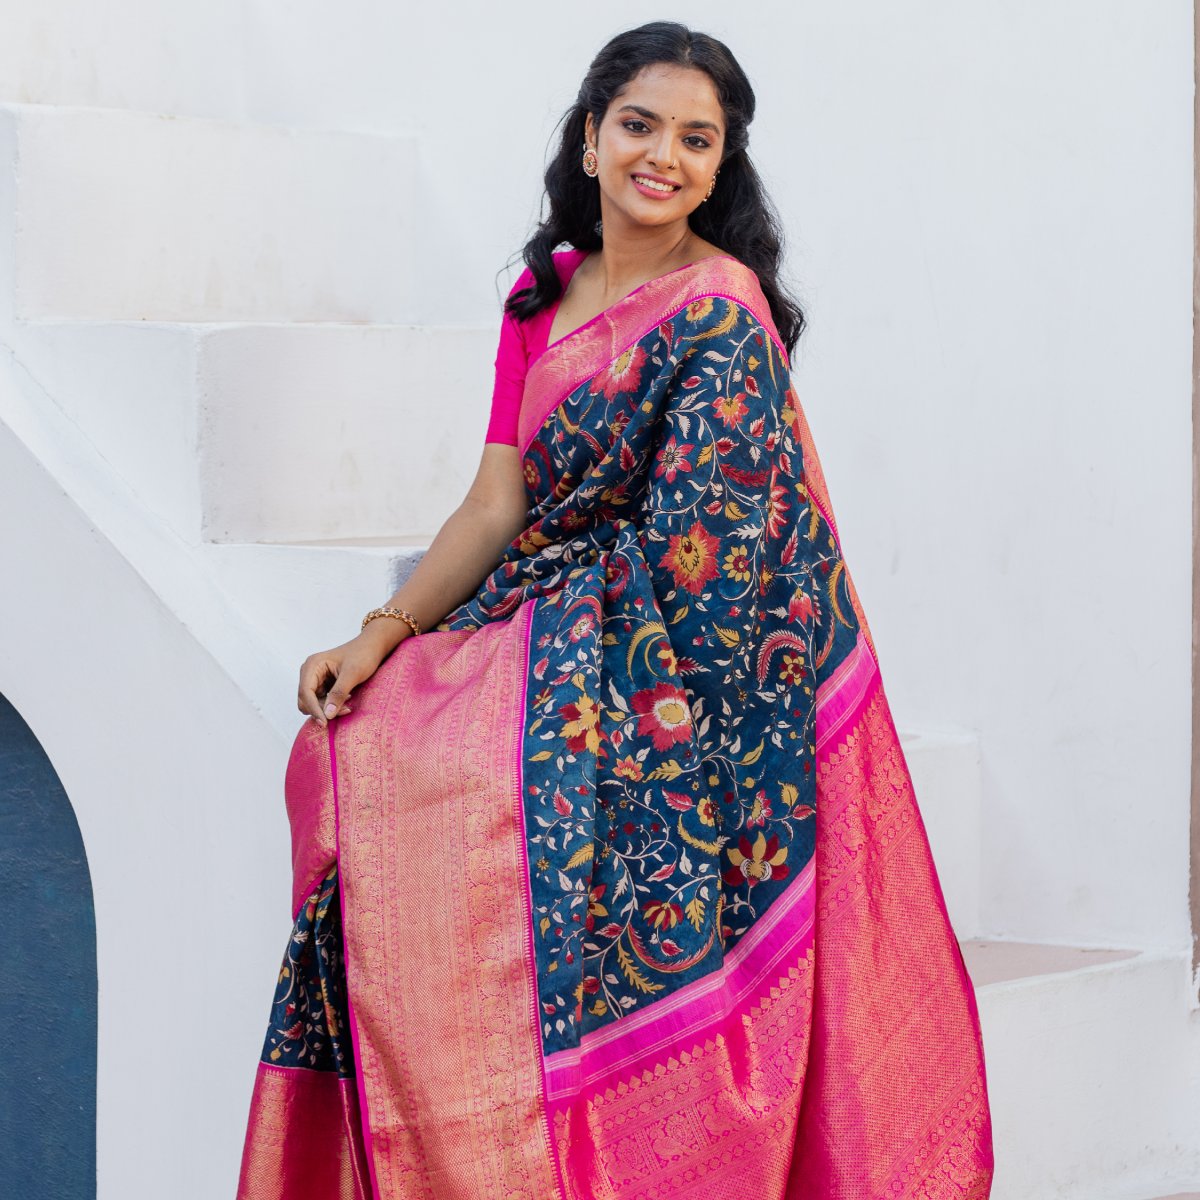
left=329, top=724, right=383, bottom=1200
left=514, top=599, right=570, bottom=1198
left=518, top=256, right=789, bottom=457
left=542, top=857, right=815, bottom=1101
left=814, top=630, right=879, bottom=754
left=332, top=604, right=562, bottom=1198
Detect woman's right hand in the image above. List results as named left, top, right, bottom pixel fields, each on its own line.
left=297, top=626, right=400, bottom=728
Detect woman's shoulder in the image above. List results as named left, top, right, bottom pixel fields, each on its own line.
left=508, top=247, right=589, bottom=297
left=673, top=253, right=785, bottom=363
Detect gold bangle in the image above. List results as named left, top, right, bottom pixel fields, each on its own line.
left=361, top=606, right=421, bottom=638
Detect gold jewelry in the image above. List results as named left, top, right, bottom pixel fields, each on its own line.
left=582, top=145, right=599, bottom=177
left=362, top=605, right=421, bottom=638
left=702, top=170, right=719, bottom=203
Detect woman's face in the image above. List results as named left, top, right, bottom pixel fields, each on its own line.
left=585, top=63, right=726, bottom=231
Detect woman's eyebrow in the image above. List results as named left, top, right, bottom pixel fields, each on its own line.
left=616, top=103, right=721, bottom=134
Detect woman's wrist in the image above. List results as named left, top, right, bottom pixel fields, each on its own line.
left=358, top=614, right=412, bottom=655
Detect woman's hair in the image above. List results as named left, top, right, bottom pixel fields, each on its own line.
left=507, top=21, right=805, bottom=355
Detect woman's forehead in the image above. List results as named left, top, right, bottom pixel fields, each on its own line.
left=609, top=64, right=725, bottom=128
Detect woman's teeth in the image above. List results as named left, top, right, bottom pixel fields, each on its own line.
left=633, top=176, right=678, bottom=193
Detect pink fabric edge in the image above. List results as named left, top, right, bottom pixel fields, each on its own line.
left=292, top=863, right=333, bottom=922
left=542, top=857, right=815, bottom=1100
left=512, top=599, right=569, bottom=1199
left=518, top=286, right=788, bottom=459
left=329, top=722, right=383, bottom=1200
left=814, top=631, right=878, bottom=753
left=541, top=252, right=737, bottom=358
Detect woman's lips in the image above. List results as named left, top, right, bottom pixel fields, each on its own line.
left=631, top=174, right=682, bottom=200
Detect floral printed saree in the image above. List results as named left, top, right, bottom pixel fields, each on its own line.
left=236, top=255, right=995, bottom=1199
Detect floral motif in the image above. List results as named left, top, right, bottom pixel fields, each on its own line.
left=631, top=682, right=693, bottom=751
left=559, top=688, right=604, bottom=755
left=722, top=832, right=790, bottom=887
left=713, top=391, right=749, bottom=429
left=659, top=522, right=720, bottom=595
left=723, top=544, right=752, bottom=582
left=590, top=344, right=647, bottom=400
left=654, top=435, right=695, bottom=484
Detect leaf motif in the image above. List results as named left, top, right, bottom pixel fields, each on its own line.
left=616, top=939, right=666, bottom=994
left=646, top=759, right=684, bottom=781
left=670, top=604, right=689, bottom=625
left=685, top=895, right=706, bottom=932
left=714, top=626, right=740, bottom=648
left=724, top=500, right=749, bottom=520
left=565, top=842, right=594, bottom=870
left=648, top=862, right=674, bottom=882
left=740, top=739, right=765, bottom=765
left=696, top=442, right=714, bottom=466
left=530, top=750, right=554, bottom=761
left=663, top=790, right=694, bottom=811
left=539, top=916, right=551, bottom=936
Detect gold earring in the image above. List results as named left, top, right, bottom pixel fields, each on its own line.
left=582, top=146, right=599, bottom=177
left=702, top=170, right=719, bottom=202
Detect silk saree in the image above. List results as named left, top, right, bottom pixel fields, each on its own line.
left=236, top=255, right=995, bottom=1199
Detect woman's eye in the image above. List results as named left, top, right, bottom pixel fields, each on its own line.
left=685, top=137, right=711, bottom=149
left=623, top=120, right=649, bottom=133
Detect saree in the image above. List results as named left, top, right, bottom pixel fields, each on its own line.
left=236, top=255, right=995, bottom=1199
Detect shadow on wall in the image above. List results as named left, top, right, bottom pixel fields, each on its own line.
left=0, top=692, right=96, bottom=1198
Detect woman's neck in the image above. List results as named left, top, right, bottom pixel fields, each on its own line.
left=592, top=218, right=699, bottom=299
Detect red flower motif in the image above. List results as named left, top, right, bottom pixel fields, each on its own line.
left=713, top=391, right=749, bottom=429
left=654, top=435, right=695, bottom=484
left=590, top=345, right=648, bottom=400
left=631, top=682, right=693, bottom=751
left=658, top=521, right=720, bottom=595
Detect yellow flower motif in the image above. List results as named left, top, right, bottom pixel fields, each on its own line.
left=723, top=545, right=752, bottom=582
left=560, top=691, right=603, bottom=755
left=656, top=644, right=679, bottom=675
left=686, top=297, right=714, bottom=321
left=614, top=755, right=644, bottom=781
left=779, top=652, right=805, bottom=685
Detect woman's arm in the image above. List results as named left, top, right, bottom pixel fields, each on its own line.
left=298, top=442, right=528, bottom=726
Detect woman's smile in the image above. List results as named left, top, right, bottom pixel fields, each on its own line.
left=631, top=171, right=682, bottom=198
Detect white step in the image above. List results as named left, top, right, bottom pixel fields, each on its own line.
left=196, top=322, right=496, bottom=542
left=5, top=319, right=498, bottom=542
left=0, top=4, right=418, bottom=136
left=1, top=103, right=418, bottom=323
left=965, top=940, right=1198, bottom=1199
left=205, top=538, right=421, bottom=671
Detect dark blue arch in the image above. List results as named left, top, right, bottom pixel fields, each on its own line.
left=0, top=691, right=97, bottom=1199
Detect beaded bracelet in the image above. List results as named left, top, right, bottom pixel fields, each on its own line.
left=361, top=605, right=421, bottom=639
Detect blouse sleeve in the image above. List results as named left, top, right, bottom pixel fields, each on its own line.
left=483, top=269, right=535, bottom=446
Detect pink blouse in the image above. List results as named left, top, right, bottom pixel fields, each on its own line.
left=484, top=247, right=590, bottom=446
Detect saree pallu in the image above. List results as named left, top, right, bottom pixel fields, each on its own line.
left=237, top=256, right=995, bottom=1199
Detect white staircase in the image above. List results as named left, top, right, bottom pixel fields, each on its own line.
left=1, top=90, right=1197, bottom=1200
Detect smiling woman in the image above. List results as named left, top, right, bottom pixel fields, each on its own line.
left=236, top=20, right=995, bottom=1200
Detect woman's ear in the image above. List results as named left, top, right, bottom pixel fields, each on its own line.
left=583, top=111, right=596, bottom=151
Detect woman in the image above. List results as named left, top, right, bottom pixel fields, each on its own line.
left=237, top=21, right=994, bottom=1200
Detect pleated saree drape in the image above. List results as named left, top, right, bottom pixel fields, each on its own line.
left=237, top=255, right=995, bottom=1199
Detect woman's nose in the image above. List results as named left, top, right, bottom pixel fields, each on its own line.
left=646, top=134, right=676, bottom=169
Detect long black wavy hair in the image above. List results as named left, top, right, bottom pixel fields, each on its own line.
left=506, top=21, right=805, bottom=356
